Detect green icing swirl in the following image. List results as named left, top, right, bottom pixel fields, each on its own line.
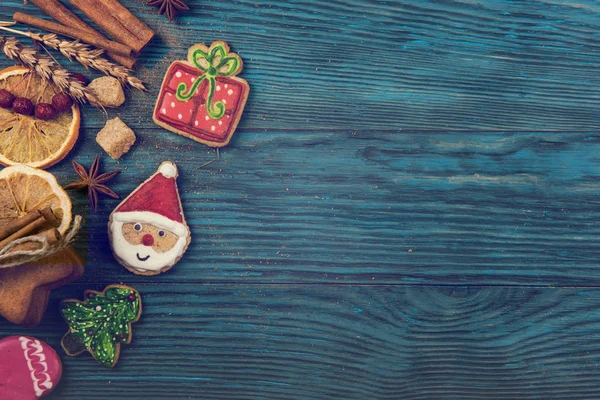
left=176, top=42, right=242, bottom=120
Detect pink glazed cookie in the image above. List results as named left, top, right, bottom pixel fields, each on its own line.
left=0, top=336, right=62, bottom=400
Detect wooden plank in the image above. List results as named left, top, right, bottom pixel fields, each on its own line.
left=0, top=284, right=598, bottom=399
left=37, top=129, right=599, bottom=286
left=2, top=0, right=600, bottom=131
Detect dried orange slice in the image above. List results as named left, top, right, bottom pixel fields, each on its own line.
left=0, top=66, right=80, bottom=169
left=0, top=165, right=72, bottom=235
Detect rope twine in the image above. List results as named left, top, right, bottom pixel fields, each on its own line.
left=0, top=215, right=82, bottom=269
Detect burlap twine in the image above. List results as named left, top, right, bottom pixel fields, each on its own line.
left=0, top=215, right=82, bottom=269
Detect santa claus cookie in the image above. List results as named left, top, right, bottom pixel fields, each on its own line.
left=108, top=161, right=190, bottom=275
left=0, top=336, right=62, bottom=400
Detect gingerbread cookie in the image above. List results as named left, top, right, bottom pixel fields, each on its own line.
left=0, top=247, right=84, bottom=327
left=108, top=161, right=190, bottom=275
left=153, top=40, right=250, bottom=147
left=0, top=336, right=62, bottom=399
left=60, top=285, right=142, bottom=368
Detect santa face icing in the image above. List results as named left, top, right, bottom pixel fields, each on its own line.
left=108, top=161, right=191, bottom=275
left=110, top=221, right=188, bottom=272
left=0, top=336, right=62, bottom=400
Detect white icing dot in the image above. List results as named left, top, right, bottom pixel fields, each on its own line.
left=96, top=306, right=102, bottom=311
left=161, top=108, right=167, bottom=114
left=171, top=102, right=175, bottom=108
left=227, top=115, right=230, bottom=119
left=228, top=89, right=233, bottom=95
left=218, top=120, right=223, bottom=126
left=167, top=92, right=172, bottom=97
left=211, top=125, right=216, bottom=131
left=176, top=71, right=182, bottom=78
left=224, top=84, right=228, bottom=88
left=195, top=120, right=199, bottom=126
left=205, top=115, right=209, bottom=121
left=222, top=99, right=227, bottom=104
left=191, top=77, right=195, bottom=82
left=178, top=114, right=183, bottom=119
left=216, top=85, right=221, bottom=91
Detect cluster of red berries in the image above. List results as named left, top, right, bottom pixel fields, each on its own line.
left=0, top=73, right=88, bottom=120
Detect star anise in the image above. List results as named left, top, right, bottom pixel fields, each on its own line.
left=148, top=0, right=189, bottom=22
left=64, top=156, right=119, bottom=212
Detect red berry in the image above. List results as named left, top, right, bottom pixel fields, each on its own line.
left=127, top=293, right=136, bottom=302
left=119, top=333, right=126, bottom=339
left=71, top=73, right=89, bottom=86
left=88, top=292, right=95, bottom=299
left=12, top=97, right=34, bottom=116
left=35, top=103, right=56, bottom=120
left=52, top=93, right=73, bottom=112
left=0, top=89, right=15, bottom=109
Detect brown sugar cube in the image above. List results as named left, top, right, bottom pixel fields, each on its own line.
left=88, top=76, right=125, bottom=107
left=96, top=117, right=136, bottom=159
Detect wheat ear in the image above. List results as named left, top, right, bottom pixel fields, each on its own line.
left=0, top=25, right=146, bottom=91
left=0, top=35, right=99, bottom=105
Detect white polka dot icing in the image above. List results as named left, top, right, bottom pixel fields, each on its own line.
left=154, top=41, right=250, bottom=146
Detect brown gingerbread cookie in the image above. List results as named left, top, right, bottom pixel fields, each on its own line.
left=0, top=246, right=84, bottom=327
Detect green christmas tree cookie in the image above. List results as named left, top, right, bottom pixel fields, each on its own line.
left=60, top=284, right=142, bottom=367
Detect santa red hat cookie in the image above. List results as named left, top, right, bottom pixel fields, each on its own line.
left=108, top=161, right=190, bottom=275
left=153, top=41, right=249, bottom=147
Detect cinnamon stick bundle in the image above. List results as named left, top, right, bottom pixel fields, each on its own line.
left=26, top=0, right=136, bottom=68
left=96, top=0, right=154, bottom=45
left=66, top=0, right=154, bottom=53
left=14, top=12, right=136, bottom=58
left=0, top=208, right=61, bottom=249
left=0, top=210, right=43, bottom=242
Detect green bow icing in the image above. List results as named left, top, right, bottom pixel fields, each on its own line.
left=176, top=42, right=242, bottom=120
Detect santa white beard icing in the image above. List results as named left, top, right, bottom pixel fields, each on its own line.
left=108, top=161, right=191, bottom=275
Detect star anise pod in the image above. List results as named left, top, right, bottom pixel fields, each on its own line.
left=64, top=156, right=119, bottom=212
left=148, top=0, right=189, bottom=22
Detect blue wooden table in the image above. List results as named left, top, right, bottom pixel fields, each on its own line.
left=1, top=0, right=600, bottom=398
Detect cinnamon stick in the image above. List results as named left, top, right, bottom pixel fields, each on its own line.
left=66, top=0, right=154, bottom=53
left=0, top=207, right=61, bottom=249
left=0, top=216, right=49, bottom=249
left=39, top=207, right=60, bottom=228
left=14, top=12, right=136, bottom=58
left=0, top=210, right=42, bottom=242
left=96, top=0, right=154, bottom=45
left=26, top=0, right=136, bottom=68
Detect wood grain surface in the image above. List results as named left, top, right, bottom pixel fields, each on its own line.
left=1, top=284, right=600, bottom=399
left=0, top=0, right=599, bottom=398
left=49, top=129, right=600, bottom=286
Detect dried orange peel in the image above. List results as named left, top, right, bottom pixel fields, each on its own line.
left=0, top=164, right=72, bottom=235
left=0, top=66, right=80, bottom=169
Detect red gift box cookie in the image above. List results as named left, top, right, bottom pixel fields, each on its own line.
left=153, top=41, right=249, bottom=147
